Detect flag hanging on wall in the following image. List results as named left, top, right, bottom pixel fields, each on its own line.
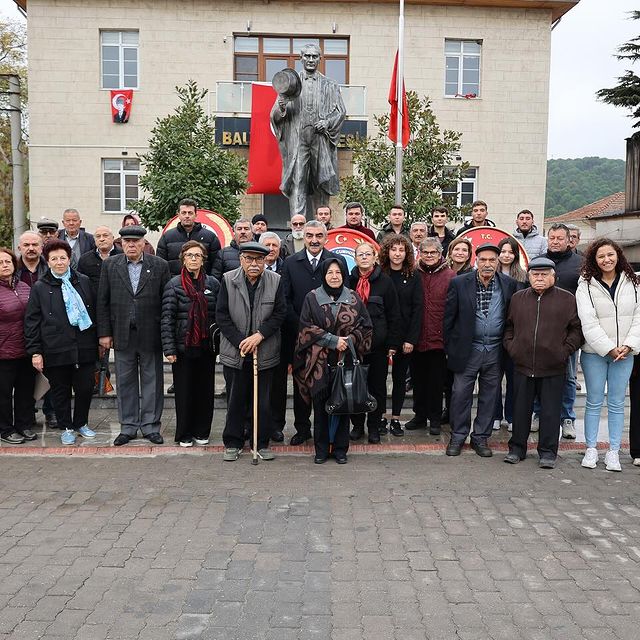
left=111, top=90, right=133, bottom=123
left=388, top=52, right=410, bottom=148
left=247, top=83, right=282, bottom=194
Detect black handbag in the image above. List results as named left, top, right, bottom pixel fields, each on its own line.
left=325, top=338, right=377, bottom=415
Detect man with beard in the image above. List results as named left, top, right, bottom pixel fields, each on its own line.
left=315, top=205, right=333, bottom=231
left=282, top=214, right=307, bottom=258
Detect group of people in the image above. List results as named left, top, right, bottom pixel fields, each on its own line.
left=1, top=199, right=639, bottom=471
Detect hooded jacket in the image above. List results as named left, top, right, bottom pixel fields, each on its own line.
left=512, top=225, right=547, bottom=260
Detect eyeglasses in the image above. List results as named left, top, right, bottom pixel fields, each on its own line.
left=291, top=222, right=305, bottom=227
left=39, top=229, right=57, bottom=236
left=184, top=253, right=204, bottom=260
left=356, top=252, right=374, bottom=259
left=241, top=255, right=265, bottom=264
left=420, top=250, right=440, bottom=256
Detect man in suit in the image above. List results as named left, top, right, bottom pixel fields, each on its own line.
left=77, top=226, right=122, bottom=299
left=97, top=225, right=171, bottom=446
left=280, top=220, right=345, bottom=445
left=444, top=243, right=519, bottom=458
left=57, top=208, right=95, bottom=268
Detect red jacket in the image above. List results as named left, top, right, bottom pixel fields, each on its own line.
left=0, top=277, right=31, bottom=359
left=416, top=260, right=455, bottom=351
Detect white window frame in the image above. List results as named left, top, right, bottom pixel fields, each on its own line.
left=102, top=159, right=140, bottom=213
left=444, top=39, right=481, bottom=98
left=101, top=30, right=139, bottom=89
left=443, top=167, right=478, bottom=207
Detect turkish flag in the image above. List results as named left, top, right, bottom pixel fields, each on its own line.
left=111, top=90, right=133, bottom=124
left=388, top=52, right=410, bottom=148
left=247, top=83, right=282, bottom=194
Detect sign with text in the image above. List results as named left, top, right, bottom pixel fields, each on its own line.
left=458, top=226, right=529, bottom=268
left=326, top=229, right=380, bottom=273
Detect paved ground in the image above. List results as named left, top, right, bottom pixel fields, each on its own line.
left=2, top=454, right=640, bottom=639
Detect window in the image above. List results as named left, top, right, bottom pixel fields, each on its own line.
left=234, top=35, right=349, bottom=84
left=443, top=167, right=478, bottom=207
left=101, top=31, right=139, bottom=89
left=103, top=159, right=140, bottom=212
left=444, top=39, right=481, bottom=97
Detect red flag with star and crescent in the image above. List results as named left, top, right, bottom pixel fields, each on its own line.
left=388, top=52, right=410, bottom=147
left=110, top=90, right=133, bottom=124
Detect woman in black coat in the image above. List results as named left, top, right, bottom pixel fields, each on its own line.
left=379, top=235, right=423, bottom=436
left=24, top=239, right=98, bottom=446
left=161, top=240, right=220, bottom=446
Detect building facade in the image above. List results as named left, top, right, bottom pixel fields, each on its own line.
left=22, top=0, right=578, bottom=234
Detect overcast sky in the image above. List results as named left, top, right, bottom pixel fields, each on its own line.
left=1, top=0, right=637, bottom=160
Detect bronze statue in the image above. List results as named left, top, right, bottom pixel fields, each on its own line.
left=270, top=44, right=346, bottom=218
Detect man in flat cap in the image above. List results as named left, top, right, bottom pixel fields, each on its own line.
left=97, top=225, right=171, bottom=446
left=216, top=241, right=287, bottom=461
left=36, top=218, right=59, bottom=245
left=444, top=243, right=520, bottom=458
left=503, top=257, right=583, bottom=468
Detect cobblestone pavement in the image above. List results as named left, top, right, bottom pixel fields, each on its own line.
left=2, top=454, right=640, bottom=639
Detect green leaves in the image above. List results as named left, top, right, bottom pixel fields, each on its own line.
left=339, top=92, right=469, bottom=226
left=133, top=80, right=247, bottom=230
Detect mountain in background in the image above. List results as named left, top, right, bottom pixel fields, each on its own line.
left=545, top=157, right=625, bottom=218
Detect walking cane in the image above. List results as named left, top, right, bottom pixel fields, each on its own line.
left=252, top=348, right=259, bottom=465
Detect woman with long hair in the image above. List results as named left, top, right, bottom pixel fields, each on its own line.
left=378, top=234, right=423, bottom=435
left=446, top=236, right=473, bottom=275
left=497, top=237, right=527, bottom=282
left=576, top=239, right=640, bottom=471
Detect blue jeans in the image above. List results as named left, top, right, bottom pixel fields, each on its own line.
left=581, top=351, right=634, bottom=450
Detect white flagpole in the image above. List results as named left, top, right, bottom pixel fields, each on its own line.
left=394, top=0, right=405, bottom=205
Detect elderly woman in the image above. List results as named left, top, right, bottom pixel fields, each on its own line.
left=24, top=239, right=98, bottom=446
left=295, top=258, right=372, bottom=464
left=446, top=236, right=474, bottom=275
left=161, top=240, right=220, bottom=447
left=577, top=239, right=640, bottom=472
left=0, top=247, right=36, bottom=444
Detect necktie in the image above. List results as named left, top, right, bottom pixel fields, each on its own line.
left=311, top=258, right=317, bottom=271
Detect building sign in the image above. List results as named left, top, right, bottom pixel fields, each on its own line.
left=325, top=229, right=380, bottom=272
left=215, top=117, right=367, bottom=149
left=459, top=226, right=529, bottom=268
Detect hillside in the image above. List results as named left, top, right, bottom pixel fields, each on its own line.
left=545, top=157, right=625, bottom=218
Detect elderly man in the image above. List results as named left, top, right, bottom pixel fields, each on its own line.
left=97, top=225, right=170, bottom=446
left=315, top=205, right=333, bottom=231
left=376, top=204, right=410, bottom=242
left=57, top=208, right=95, bottom=267
left=339, top=202, right=376, bottom=241
left=157, top=198, right=222, bottom=276
left=214, top=218, right=254, bottom=278
left=409, top=221, right=427, bottom=259
left=16, top=231, right=47, bottom=287
left=36, top=218, right=59, bottom=244
left=216, top=241, right=287, bottom=461
left=566, top=224, right=582, bottom=254
left=455, top=200, right=496, bottom=237
left=251, top=214, right=268, bottom=240
left=444, top=243, right=519, bottom=457
left=282, top=214, right=307, bottom=258
left=77, top=226, right=122, bottom=298
left=504, top=257, right=583, bottom=468
left=512, top=209, right=547, bottom=259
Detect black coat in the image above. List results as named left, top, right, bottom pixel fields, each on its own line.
left=156, top=222, right=222, bottom=277
left=161, top=273, right=220, bottom=355
left=77, top=246, right=123, bottom=299
left=349, top=264, right=401, bottom=352
left=443, top=271, right=519, bottom=373
left=388, top=269, right=423, bottom=347
left=214, top=241, right=241, bottom=279
left=427, top=225, right=456, bottom=256
left=24, top=269, right=98, bottom=367
left=97, top=253, right=171, bottom=351
left=545, top=249, right=583, bottom=296
left=57, top=229, right=96, bottom=255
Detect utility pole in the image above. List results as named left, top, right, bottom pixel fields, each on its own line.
left=0, top=73, right=26, bottom=248
left=394, top=0, right=405, bottom=205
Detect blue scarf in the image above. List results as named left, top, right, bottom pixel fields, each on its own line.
left=52, top=269, right=93, bottom=331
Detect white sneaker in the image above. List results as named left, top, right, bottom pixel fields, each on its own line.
left=604, top=449, right=622, bottom=472
left=633, top=458, right=640, bottom=467
left=492, top=420, right=501, bottom=431
left=507, top=423, right=513, bottom=432
left=581, top=447, right=598, bottom=469
left=193, top=438, right=209, bottom=445
left=561, top=419, right=576, bottom=439
left=531, top=414, right=539, bottom=432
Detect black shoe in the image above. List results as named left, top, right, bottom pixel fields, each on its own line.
left=314, top=456, right=327, bottom=464
left=290, top=432, right=311, bottom=446
left=446, top=441, right=462, bottom=456
left=471, top=442, right=493, bottom=457
left=429, top=424, right=441, bottom=436
left=378, top=418, right=388, bottom=435
left=539, top=457, right=556, bottom=469
left=1, top=431, right=26, bottom=444
left=45, top=413, right=58, bottom=429
left=335, top=454, right=348, bottom=464
left=145, top=433, right=164, bottom=445
left=390, top=420, right=404, bottom=437
left=349, top=426, right=365, bottom=441
left=19, top=429, right=38, bottom=441
left=271, top=430, right=284, bottom=443
left=504, top=453, right=522, bottom=464
left=441, top=409, right=450, bottom=424
left=167, top=384, right=175, bottom=394
left=368, top=431, right=380, bottom=444
left=114, top=433, right=132, bottom=446
left=405, top=416, right=427, bottom=431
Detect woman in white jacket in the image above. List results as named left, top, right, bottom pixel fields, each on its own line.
left=576, top=239, right=640, bottom=472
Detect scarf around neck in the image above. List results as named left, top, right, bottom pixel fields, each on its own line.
left=51, top=269, right=92, bottom=331
left=181, top=268, right=208, bottom=348
left=356, top=268, right=373, bottom=305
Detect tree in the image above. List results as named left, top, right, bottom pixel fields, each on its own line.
left=0, top=18, right=28, bottom=246
left=339, top=91, right=469, bottom=226
left=133, top=80, right=247, bottom=230
left=597, top=10, right=640, bottom=137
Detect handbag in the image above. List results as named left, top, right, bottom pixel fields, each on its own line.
left=325, top=338, right=377, bottom=415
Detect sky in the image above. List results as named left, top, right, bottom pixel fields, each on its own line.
left=1, top=0, right=637, bottom=160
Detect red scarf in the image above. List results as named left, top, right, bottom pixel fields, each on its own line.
left=181, top=268, right=208, bottom=348
left=355, top=269, right=373, bottom=305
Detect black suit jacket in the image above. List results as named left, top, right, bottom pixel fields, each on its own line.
left=443, top=271, right=519, bottom=373
left=57, top=229, right=96, bottom=256
left=97, top=253, right=171, bottom=352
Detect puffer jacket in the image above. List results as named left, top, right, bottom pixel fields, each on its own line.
left=161, top=273, right=220, bottom=355
left=156, top=222, right=222, bottom=276
left=415, top=259, right=455, bottom=351
left=512, top=225, right=547, bottom=260
left=0, top=276, right=31, bottom=359
left=214, top=241, right=241, bottom=279
left=376, top=221, right=410, bottom=242
left=24, top=269, right=98, bottom=367
left=576, top=274, right=640, bottom=357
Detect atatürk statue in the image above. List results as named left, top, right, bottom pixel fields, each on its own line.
left=270, top=43, right=346, bottom=218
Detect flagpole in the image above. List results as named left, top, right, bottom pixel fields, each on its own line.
left=394, top=0, right=405, bottom=205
